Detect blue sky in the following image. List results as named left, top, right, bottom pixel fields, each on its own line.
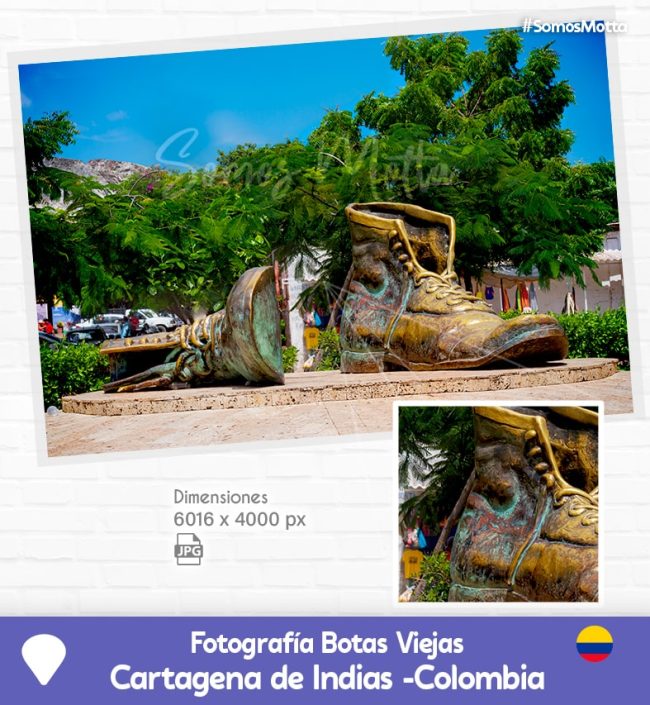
left=19, top=28, right=614, bottom=169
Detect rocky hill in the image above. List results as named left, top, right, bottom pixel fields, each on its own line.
left=44, top=157, right=152, bottom=184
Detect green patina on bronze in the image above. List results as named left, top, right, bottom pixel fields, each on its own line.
left=449, top=406, right=598, bottom=602
left=340, top=202, right=568, bottom=372
left=101, top=266, right=284, bottom=393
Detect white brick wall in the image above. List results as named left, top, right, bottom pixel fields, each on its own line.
left=0, top=0, right=649, bottom=616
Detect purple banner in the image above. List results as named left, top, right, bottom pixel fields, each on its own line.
left=0, top=617, right=639, bottom=703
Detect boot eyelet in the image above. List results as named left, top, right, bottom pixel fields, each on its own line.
left=542, top=473, right=555, bottom=488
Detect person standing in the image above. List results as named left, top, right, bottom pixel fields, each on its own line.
left=128, top=311, right=140, bottom=337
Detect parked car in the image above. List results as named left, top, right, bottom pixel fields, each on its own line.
left=38, top=331, right=62, bottom=348
left=93, top=313, right=123, bottom=324
left=93, top=314, right=123, bottom=331
left=73, top=313, right=121, bottom=339
left=126, top=308, right=181, bottom=333
left=65, top=326, right=108, bottom=345
left=158, top=311, right=185, bottom=328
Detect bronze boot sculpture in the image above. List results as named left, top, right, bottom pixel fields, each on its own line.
left=449, top=406, right=598, bottom=602
left=340, top=203, right=568, bottom=372
left=101, top=266, right=284, bottom=392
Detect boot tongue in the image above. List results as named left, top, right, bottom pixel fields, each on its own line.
left=354, top=203, right=450, bottom=274
left=407, top=272, right=494, bottom=315
left=403, top=222, right=448, bottom=274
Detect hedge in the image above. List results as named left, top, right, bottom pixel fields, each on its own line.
left=40, top=342, right=110, bottom=410
left=501, top=305, right=629, bottom=369
left=555, top=306, right=629, bottom=369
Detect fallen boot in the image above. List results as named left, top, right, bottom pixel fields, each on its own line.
left=340, top=202, right=568, bottom=372
left=449, top=406, right=598, bottom=602
left=101, top=266, right=284, bottom=392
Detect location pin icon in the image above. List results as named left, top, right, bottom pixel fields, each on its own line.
left=22, top=634, right=66, bottom=685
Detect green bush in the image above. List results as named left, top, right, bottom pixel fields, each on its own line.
left=282, top=345, right=298, bottom=373
left=315, top=329, right=341, bottom=371
left=498, top=309, right=523, bottom=320
left=499, top=305, right=629, bottom=368
left=556, top=306, right=629, bottom=369
left=417, top=552, right=452, bottom=602
left=40, top=342, right=110, bottom=410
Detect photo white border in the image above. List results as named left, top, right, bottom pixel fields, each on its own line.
left=8, top=8, right=641, bottom=468
left=392, top=399, right=606, bottom=616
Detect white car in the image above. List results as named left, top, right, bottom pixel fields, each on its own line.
left=127, top=309, right=181, bottom=333
left=73, top=313, right=122, bottom=338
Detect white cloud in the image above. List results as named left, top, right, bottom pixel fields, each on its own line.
left=21, top=92, right=32, bottom=107
left=106, top=109, right=128, bottom=122
left=78, top=128, right=130, bottom=144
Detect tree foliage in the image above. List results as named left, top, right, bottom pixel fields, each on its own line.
left=23, top=111, right=78, bottom=204
left=352, top=31, right=612, bottom=286
left=398, top=406, right=475, bottom=528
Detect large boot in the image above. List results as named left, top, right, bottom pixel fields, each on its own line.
left=101, top=266, right=284, bottom=392
left=340, top=202, right=568, bottom=372
left=449, top=406, right=598, bottom=602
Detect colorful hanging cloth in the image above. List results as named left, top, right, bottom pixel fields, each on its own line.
left=500, top=279, right=511, bottom=312
left=518, top=282, right=530, bottom=310
left=528, top=282, right=538, bottom=311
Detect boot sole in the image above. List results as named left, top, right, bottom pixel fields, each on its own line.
left=341, top=327, right=568, bottom=373
left=224, top=266, right=285, bottom=385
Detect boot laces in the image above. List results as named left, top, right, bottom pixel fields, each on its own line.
left=554, top=486, right=598, bottom=527
left=390, top=231, right=491, bottom=309
left=524, top=425, right=598, bottom=531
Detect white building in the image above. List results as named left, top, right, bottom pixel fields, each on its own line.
left=474, top=224, right=624, bottom=315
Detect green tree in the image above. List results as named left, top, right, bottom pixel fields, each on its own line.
left=398, top=406, right=475, bottom=530
left=24, top=111, right=82, bottom=320
left=23, top=111, right=78, bottom=204
left=357, top=32, right=574, bottom=166
left=349, top=30, right=612, bottom=287
left=307, top=108, right=361, bottom=162
left=30, top=206, right=82, bottom=319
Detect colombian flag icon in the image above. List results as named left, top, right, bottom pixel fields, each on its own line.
left=576, top=625, right=613, bottom=662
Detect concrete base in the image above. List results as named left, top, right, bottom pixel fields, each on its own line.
left=62, top=358, right=619, bottom=417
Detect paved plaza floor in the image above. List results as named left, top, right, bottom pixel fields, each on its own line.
left=45, top=365, right=632, bottom=457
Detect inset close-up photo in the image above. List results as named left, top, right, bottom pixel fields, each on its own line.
left=398, top=403, right=599, bottom=603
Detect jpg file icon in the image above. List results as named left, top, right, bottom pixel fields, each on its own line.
left=174, top=534, right=203, bottom=565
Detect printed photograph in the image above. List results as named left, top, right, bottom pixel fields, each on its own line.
left=397, top=403, right=600, bottom=603
left=17, top=25, right=631, bottom=457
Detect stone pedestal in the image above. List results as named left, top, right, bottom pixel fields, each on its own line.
left=63, top=358, right=618, bottom=417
